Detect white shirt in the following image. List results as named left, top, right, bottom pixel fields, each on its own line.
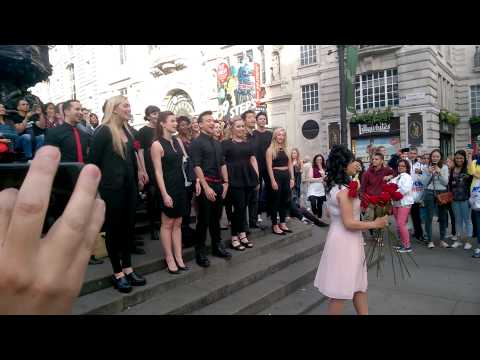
left=391, top=172, right=414, bottom=207
left=307, top=167, right=325, bottom=197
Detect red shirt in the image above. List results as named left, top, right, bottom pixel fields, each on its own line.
left=360, top=165, right=394, bottom=196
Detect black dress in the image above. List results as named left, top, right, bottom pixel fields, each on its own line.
left=157, top=136, right=188, bottom=218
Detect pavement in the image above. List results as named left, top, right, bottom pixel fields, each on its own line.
left=305, top=223, right=480, bottom=315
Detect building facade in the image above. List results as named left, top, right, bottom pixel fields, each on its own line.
left=31, top=45, right=218, bottom=128
left=264, top=45, right=480, bottom=161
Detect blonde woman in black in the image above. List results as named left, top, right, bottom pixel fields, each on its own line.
left=222, top=117, right=259, bottom=250
left=266, top=127, right=294, bottom=235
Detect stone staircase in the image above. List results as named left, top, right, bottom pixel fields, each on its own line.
left=73, top=219, right=325, bottom=315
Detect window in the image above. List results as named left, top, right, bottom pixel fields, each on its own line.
left=472, top=85, right=480, bottom=116
left=246, top=49, right=253, bottom=62
left=119, top=45, right=127, bottom=65
left=119, top=88, right=128, bottom=96
left=355, top=68, right=399, bottom=111
left=300, top=45, right=317, bottom=66
left=67, top=63, right=76, bottom=99
left=302, top=83, right=319, bottom=112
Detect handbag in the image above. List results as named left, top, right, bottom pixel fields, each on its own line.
left=176, top=137, right=194, bottom=187
left=430, top=170, right=452, bottom=205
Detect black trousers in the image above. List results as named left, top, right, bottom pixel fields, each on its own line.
left=230, top=186, right=254, bottom=236
left=182, top=184, right=195, bottom=230
left=246, top=187, right=258, bottom=227
left=289, top=198, right=323, bottom=226
left=308, top=195, right=325, bottom=219
left=258, top=168, right=270, bottom=215
left=145, top=182, right=160, bottom=233
left=410, top=202, right=424, bottom=239
left=270, top=170, right=291, bottom=225
left=447, top=203, right=456, bottom=236
left=223, top=191, right=233, bottom=223
left=195, top=182, right=223, bottom=251
left=101, top=180, right=137, bottom=274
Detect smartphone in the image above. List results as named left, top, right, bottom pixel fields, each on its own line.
left=0, top=163, right=85, bottom=232
left=467, top=143, right=473, bottom=150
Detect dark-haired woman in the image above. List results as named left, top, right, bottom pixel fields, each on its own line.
left=314, top=145, right=388, bottom=315
left=421, top=149, right=450, bottom=249
left=44, top=102, right=59, bottom=129
left=151, top=111, right=189, bottom=274
left=137, top=105, right=161, bottom=240
left=307, top=154, right=326, bottom=219
left=0, top=103, right=18, bottom=155
left=449, top=150, right=473, bottom=250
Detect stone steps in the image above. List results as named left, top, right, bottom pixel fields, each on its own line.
left=190, top=253, right=321, bottom=315
left=120, top=230, right=321, bottom=315
left=74, top=221, right=314, bottom=314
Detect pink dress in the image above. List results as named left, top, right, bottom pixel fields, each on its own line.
left=314, top=185, right=367, bottom=299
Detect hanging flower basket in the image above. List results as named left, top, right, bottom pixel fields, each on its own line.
left=350, top=107, right=394, bottom=125
left=439, top=109, right=460, bottom=126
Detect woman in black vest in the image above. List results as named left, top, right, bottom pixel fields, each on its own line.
left=151, top=111, right=189, bottom=274
left=88, top=95, right=146, bottom=293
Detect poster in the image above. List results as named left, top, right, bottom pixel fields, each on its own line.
left=353, top=136, right=400, bottom=164
left=217, top=52, right=262, bottom=121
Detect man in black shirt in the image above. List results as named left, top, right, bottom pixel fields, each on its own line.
left=137, top=105, right=161, bottom=240
left=253, top=111, right=273, bottom=219
left=190, top=110, right=231, bottom=267
left=45, top=100, right=89, bottom=162
left=7, top=99, right=41, bottom=160
left=45, top=99, right=103, bottom=265
left=242, top=110, right=267, bottom=230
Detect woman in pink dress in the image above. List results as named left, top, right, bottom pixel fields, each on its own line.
left=314, top=145, right=388, bottom=315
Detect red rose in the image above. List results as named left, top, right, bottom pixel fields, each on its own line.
left=348, top=181, right=358, bottom=198
left=391, top=191, right=404, bottom=201
left=379, top=191, right=392, bottom=203
left=369, top=195, right=379, bottom=205
left=383, top=183, right=398, bottom=194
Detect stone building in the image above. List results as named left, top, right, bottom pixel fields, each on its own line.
left=264, top=45, right=480, bottom=161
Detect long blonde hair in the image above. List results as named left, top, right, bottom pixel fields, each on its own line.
left=268, top=127, right=288, bottom=159
left=102, top=95, right=129, bottom=159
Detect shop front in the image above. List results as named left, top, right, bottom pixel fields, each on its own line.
left=350, top=117, right=400, bottom=163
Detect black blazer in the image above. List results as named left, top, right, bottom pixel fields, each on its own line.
left=88, top=125, right=138, bottom=191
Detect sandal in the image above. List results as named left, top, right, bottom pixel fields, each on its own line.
left=230, top=239, right=245, bottom=251
left=239, top=235, right=254, bottom=248
left=279, top=226, right=293, bottom=233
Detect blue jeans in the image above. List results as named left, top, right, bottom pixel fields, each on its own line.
left=424, top=189, right=448, bottom=241
left=451, top=200, right=473, bottom=239
left=15, top=132, right=44, bottom=159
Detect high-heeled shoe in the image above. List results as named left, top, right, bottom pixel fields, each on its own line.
left=272, top=226, right=286, bottom=236
left=174, top=258, right=190, bottom=271
left=164, top=259, right=181, bottom=275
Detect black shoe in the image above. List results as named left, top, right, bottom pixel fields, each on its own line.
left=134, top=240, right=145, bottom=247
left=130, top=246, right=146, bottom=255
left=163, top=260, right=181, bottom=274
left=150, top=229, right=159, bottom=240
left=89, top=256, right=104, bottom=265
left=174, top=259, right=190, bottom=271
left=272, top=226, right=286, bottom=236
left=112, top=275, right=132, bottom=293
left=212, top=244, right=232, bottom=259
left=195, top=250, right=210, bottom=268
left=315, top=220, right=329, bottom=227
left=279, top=227, right=293, bottom=233
left=125, top=271, right=147, bottom=286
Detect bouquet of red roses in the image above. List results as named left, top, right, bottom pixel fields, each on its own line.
left=348, top=181, right=418, bottom=284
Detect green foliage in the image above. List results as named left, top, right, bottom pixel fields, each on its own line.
left=439, top=109, right=460, bottom=126
left=350, top=108, right=394, bottom=125
left=469, top=115, right=480, bottom=125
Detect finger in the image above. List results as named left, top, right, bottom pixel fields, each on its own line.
left=67, top=198, right=105, bottom=289
left=5, top=146, right=60, bottom=259
left=0, top=188, right=18, bottom=243
left=43, top=165, right=101, bottom=265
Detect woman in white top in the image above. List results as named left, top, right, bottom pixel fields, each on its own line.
left=390, top=159, right=414, bottom=253
left=307, top=154, right=326, bottom=219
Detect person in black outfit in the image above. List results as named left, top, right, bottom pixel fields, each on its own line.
left=176, top=116, right=201, bottom=247
left=88, top=95, right=146, bottom=293
left=253, top=112, right=273, bottom=221
left=190, top=111, right=232, bottom=267
left=266, top=127, right=295, bottom=235
left=45, top=99, right=103, bottom=265
left=222, top=117, right=259, bottom=251
left=137, top=105, right=161, bottom=240
left=151, top=111, right=190, bottom=274
left=243, top=110, right=264, bottom=230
